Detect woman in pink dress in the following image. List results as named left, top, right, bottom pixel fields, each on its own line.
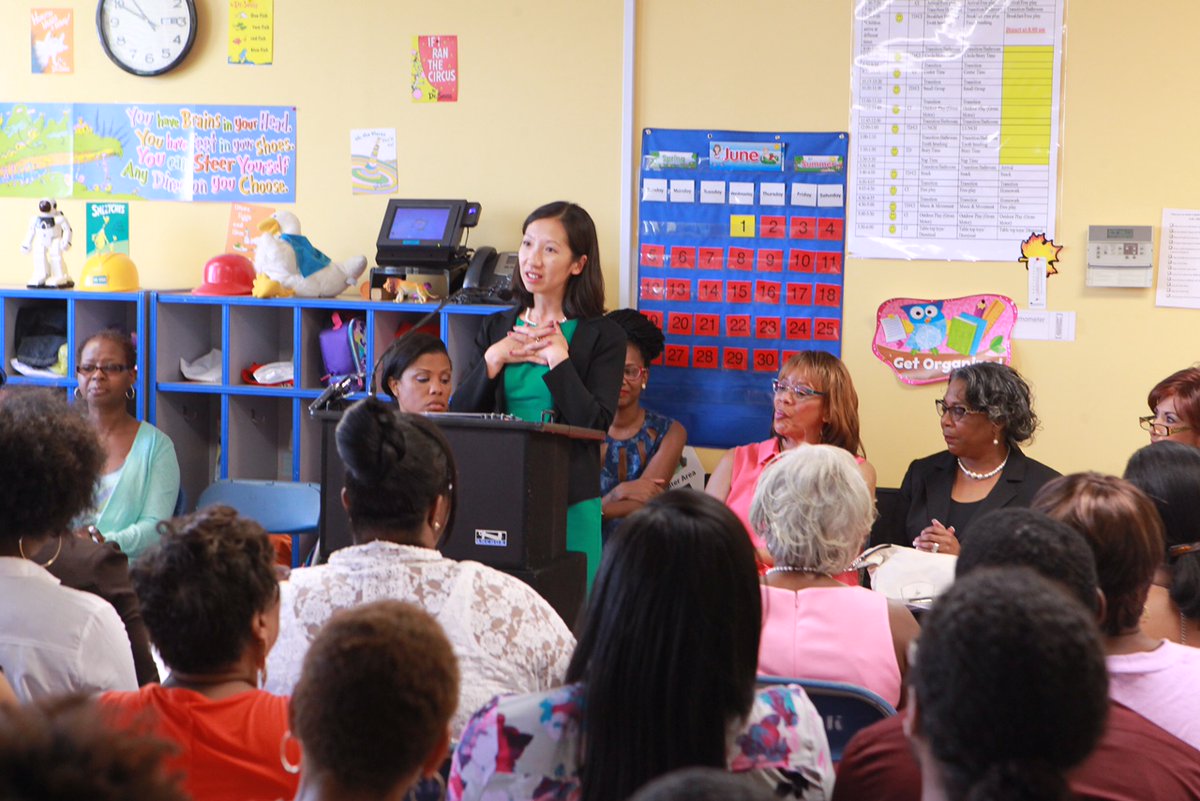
left=751, top=445, right=918, bottom=708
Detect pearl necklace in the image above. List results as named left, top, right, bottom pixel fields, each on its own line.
left=766, top=565, right=829, bottom=576
left=521, top=309, right=566, bottom=327
left=957, top=450, right=1009, bottom=480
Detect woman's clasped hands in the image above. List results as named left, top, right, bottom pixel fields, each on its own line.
left=913, top=518, right=960, bottom=556
left=485, top=319, right=570, bottom=376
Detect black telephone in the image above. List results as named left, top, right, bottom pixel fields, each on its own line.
left=457, top=246, right=517, bottom=303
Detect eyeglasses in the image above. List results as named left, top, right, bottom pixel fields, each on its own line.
left=1139, top=415, right=1193, bottom=437
left=772, top=380, right=826, bottom=402
left=935, top=399, right=984, bottom=421
left=623, top=365, right=647, bottom=381
left=77, top=363, right=130, bottom=376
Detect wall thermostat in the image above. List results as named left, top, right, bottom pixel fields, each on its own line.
left=1087, top=225, right=1153, bottom=288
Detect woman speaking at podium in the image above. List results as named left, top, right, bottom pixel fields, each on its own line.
left=450, top=202, right=624, bottom=591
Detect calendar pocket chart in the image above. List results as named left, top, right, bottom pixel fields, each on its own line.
left=637, top=129, right=848, bottom=449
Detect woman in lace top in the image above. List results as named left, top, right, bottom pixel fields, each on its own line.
left=266, top=397, right=575, bottom=735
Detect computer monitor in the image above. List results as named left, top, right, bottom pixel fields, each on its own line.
left=374, top=198, right=480, bottom=267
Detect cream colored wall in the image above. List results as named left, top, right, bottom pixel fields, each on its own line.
left=0, top=1, right=625, bottom=292
left=5, top=2, right=1198, bottom=487
left=637, top=0, right=1200, bottom=486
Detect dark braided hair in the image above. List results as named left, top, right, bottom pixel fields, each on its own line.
left=335, top=397, right=457, bottom=541
left=606, top=309, right=664, bottom=364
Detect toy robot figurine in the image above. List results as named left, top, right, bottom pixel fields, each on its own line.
left=21, top=199, right=74, bottom=289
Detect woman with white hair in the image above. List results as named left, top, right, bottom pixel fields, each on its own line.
left=751, top=445, right=918, bottom=707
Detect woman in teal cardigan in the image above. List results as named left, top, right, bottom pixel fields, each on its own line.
left=75, top=331, right=180, bottom=559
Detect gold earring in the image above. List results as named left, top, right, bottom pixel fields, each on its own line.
left=19, top=535, right=62, bottom=568
left=279, top=730, right=301, bottom=775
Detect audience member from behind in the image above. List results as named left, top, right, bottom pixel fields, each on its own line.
left=101, top=505, right=297, bottom=801
left=1033, top=472, right=1200, bottom=750
left=1125, top=440, right=1200, bottom=646
left=0, top=389, right=137, bottom=700
left=600, top=308, right=687, bottom=542
left=268, top=397, right=574, bottom=735
left=751, top=445, right=918, bottom=708
left=449, top=491, right=834, bottom=801
left=888, top=362, right=1059, bottom=555
left=907, top=568, right=1108, bottom=801
left=707, top=350, right=875, bottom=565
left=835, top=508, right=1200, bottom=801
left=629, top=767, right=777, bottom=801
left=0, top=695, right=186, bottom=801
left=73, top=330, right=180, bottom=559
left=1142, top=366, right=1200, bottom=446
left=291, top=601, right=459, bottom=801
left=377, top=331, right=453, bottom=414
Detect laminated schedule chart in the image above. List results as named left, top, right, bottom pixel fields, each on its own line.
left=849, top=0, right=1065, bottom=261
left=1157, top=208, right=1200, bottom=310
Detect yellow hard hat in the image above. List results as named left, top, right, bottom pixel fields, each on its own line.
left=79, top=253, right=140, bottom=292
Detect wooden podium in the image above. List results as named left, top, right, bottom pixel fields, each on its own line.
left=315, top=410, right=598, bottom=626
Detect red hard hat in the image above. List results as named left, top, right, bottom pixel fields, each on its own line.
left=193, top=253, right=256, bottom=296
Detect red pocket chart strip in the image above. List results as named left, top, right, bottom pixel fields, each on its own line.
left=636, top=128, right=847, bottom=449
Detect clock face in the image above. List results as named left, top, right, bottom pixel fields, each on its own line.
left=96, top=0, right=197, bottom=76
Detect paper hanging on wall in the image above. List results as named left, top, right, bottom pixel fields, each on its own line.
left=31, top=9, right=73, bottom=74
left=412, top=35, right=458, bottom=102
left=349, top=128, right=398, bottom=195
left=872, top=294, right=1017, bottom=385
left=228, top=0, right=273, bottom=65
left=225, top=203, right=276, bottom=258
left=86, top=202, right=129, bottom=257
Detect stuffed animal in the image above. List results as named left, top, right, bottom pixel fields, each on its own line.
left=251, top=211, right=367, bottom=298
left=386, top=278, right=437, bottom=303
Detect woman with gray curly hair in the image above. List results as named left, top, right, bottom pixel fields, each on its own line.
left=751, top=445, right=918, bottom=707
left=884, top=362, right=1059, bottom=556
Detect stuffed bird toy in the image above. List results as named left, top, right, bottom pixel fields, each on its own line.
left=252, top=211, right=367, bottom=298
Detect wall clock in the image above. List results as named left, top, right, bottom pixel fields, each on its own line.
left=96, top=0, right=197, bottom=77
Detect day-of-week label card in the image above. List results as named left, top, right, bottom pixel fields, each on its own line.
left=729, top=182, right=755, bottom=205
left=760, top=183, right=786, bottom=206
left=642, top=178, right=668, bottom=202
left=700, top=181, right=726, bottom=204
left=791, top=184, right=818, bottom=207
left=669, top=180, right=696, bottom=203
left=817, top=184, right=845, bottom=208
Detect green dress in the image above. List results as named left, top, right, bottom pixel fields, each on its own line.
left=503, top=319, right=603, bottom=592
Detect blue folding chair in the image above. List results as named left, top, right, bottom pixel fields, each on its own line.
left=757, top=676, right=897, bottom=762
left=196, top=479, right=321, bottom=567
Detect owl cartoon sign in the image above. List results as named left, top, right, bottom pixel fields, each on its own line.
left=872, top=294, right=1018, bottom=385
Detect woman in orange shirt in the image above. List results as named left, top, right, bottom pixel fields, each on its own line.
left=101, top=505, right=298, bottom=801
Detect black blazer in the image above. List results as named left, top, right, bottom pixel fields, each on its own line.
left=449, top=307, right=625, bottom=505
left=880, top=445, right=1060, bottom=547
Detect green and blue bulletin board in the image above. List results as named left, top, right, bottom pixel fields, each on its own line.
left=636, top=128, right=848, bottom=449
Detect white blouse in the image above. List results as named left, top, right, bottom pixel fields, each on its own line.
left=265, top=541, right=576, bottom=734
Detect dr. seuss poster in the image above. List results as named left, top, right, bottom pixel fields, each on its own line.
left=228, top=0, right=273, bottom=65
left=86, top=202, right=129, bottom=257
left=873, top=294, right=1017, bottom=385
left=350, top=128, right=397, bottom=195
left=31, top=9, right=73, bottom=74
left=224, top=202, right=275, bottom=257
left=0, top=102, right=296, bottom=202
left=412, top=35, right=458, bottom=102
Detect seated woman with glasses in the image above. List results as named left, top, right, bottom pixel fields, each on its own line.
left=882, top=362, right=1059, bottom=556
left=1140, top=366, right=1200, bottom=447
left=706, top=351, right=874, bottom=568
left=600, top=309, right=687, bottom=543
left=73, top=330, right=180, bottom=560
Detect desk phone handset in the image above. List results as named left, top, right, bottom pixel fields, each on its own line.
left=457, top=246, right=517, bottom=303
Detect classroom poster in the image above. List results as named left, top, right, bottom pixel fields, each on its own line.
left=637, top=128, right=848, bottom=449
left=30, top=9, right=72, bottom=74
left=349, top=128, right=398, bottom=195
left=872, top=294, right=1016, bottom=385
left=225, top=202, right=276, bottom=258
left=849, top=0, right=1065, bottom=261
left=85, top=202, right=129, bottom=257
left=0, top=102, right=297, bottom=202
left=228, top=0, right=274, bottom=65
left=411, top=36, right=458, bottom=102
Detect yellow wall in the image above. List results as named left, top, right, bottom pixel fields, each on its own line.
left=4, top=1, right=1198, bottom=487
